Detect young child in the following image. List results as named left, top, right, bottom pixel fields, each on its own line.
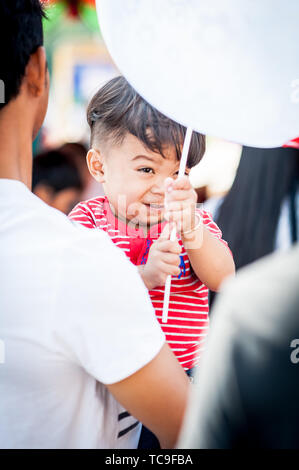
left=69, top=76, right=235, bottom=374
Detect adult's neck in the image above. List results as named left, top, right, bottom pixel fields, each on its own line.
left=0, top=98, right=34, bottom=189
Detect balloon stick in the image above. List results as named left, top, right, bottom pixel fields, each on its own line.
left=162, top=127, right=193, bottom=323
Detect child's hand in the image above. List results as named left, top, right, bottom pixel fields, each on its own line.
left=139, top=223, right=182, bottom=290
left=164, top=176, right=198, bottom=235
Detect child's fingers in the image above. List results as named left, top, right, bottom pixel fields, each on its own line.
left=165, top=200, right=193, bottom=212
left=166, top=189, right=194, bottom=202
left=164, top=177, right=175, bottom=194
left=172, top=175, right=191, bottom=190
left=165, top=206, right=196, bottom=231
left=160, top=262, right=181, bottom=277
left=156, top=239, right=182, bottom=254
left=160, top=252, right=181, bottom=266
left=164, top=177, right=191, bottom=202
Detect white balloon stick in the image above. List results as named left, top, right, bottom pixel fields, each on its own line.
left=162, top=127, right=193, bottom=323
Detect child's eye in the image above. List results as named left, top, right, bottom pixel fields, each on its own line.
left=138, top=167, right=154, bottom=174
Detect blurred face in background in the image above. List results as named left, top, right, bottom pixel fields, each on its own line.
left=33, top=184, right=81, bottom=214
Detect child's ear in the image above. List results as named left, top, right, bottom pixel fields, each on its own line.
left=86, top=149, right=106, bottom=183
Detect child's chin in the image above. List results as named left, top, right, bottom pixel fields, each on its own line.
left=126, top=214, right=164, bottom=227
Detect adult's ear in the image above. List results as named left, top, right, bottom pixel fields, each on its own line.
left=86, top=149, right=106, bottom=183
left=25, top=46, right=47, bottom=98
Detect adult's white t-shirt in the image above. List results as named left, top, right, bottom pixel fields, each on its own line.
left=0, top=179, right=165, bottom=449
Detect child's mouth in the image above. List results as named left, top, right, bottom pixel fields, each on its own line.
left=144, top=203, right=164, bottom=212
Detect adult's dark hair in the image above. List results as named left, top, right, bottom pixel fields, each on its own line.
left=32, top=150, right=83, bottom=193
left=87, top=76, right=205, bottom=168
left=0, top=0, right=45, bottom=110
left=59, top=142, right=88, bottom=163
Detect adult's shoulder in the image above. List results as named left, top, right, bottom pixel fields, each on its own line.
left=28, top=191, right=111, bottom=251
left=22, top=191, right=133, bottom=292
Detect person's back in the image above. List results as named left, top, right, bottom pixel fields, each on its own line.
left=0, top=0, right=190, bottom=449
left=179, top=243, right=299, bottom=448
left=214, top=146, right=299, bottom=270
left=207, top=145, right=299, bottom=310
left=0, top=179, right=167, bottom=448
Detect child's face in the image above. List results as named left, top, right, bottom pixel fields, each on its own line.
left=89, top=132, right=189, bottom=227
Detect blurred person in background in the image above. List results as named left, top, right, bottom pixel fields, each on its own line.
left=207, top=145, right=299, bottom=309
left=179, top=238, right=299, bottom=449
left=179, top=144, right=299, bottom=449
left=32, top=149, right=83, bottom=214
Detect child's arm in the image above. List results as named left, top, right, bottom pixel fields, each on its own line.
left=182, top=220, right=235, bottom=291
left=164, top=176, right=235, bottom=292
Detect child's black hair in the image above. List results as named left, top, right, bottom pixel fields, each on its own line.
left=87, top=76, right=205, bottom=168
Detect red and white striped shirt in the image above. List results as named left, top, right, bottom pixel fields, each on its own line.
left=69, top=197, right=229, bottom=370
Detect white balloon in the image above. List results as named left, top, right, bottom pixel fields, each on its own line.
left=96, top=0, right=299, bottom=148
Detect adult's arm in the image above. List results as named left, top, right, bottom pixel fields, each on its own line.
left=107, top=343, right=190, bottom=449
left=54, top=226, right=190, bottom=449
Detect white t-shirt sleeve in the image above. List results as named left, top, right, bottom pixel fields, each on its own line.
left=53, top=227, right=165, bottom=384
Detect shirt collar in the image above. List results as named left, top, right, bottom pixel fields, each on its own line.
left=0, top=178, right=31, bottom=200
